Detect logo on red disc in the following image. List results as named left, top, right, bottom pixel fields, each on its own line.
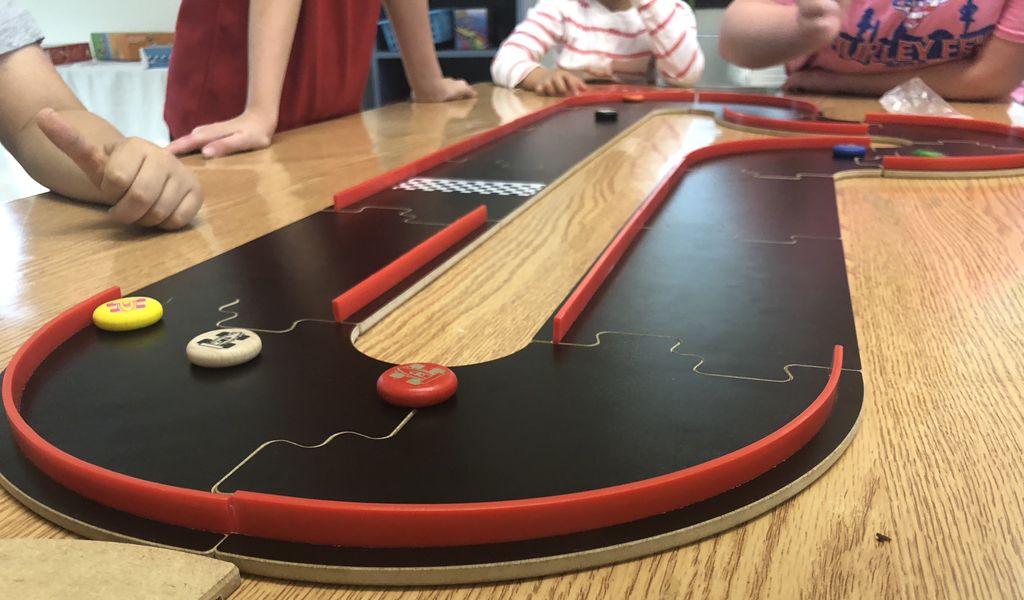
left=377, top=363, right=458, bottom=408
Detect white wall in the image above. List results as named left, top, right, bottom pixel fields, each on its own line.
left=29, top=0, right=181, bottom=46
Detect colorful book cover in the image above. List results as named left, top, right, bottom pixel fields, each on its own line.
left=454, top=9, right=489, bottom=50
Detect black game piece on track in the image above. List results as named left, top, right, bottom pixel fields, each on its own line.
left=595, top=108, right=618, bottom=123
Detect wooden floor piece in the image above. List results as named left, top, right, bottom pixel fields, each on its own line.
left=0, top=539, right=239, bottom=599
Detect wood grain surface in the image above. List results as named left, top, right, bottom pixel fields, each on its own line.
left=1, top=86, right=1022, bottom=599
left=356, top=112, right=764, bottom=364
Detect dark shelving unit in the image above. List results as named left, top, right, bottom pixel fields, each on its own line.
left=365, top=0, right=529, bottom=108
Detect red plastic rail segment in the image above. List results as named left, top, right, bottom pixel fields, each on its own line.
left=333, top=90, right=823, bottom=210
left=866, top=113, right=1024, bottom=170
left=865, top=112, right=1024, bottom=139
left=552, top=136, right=872, bottom=345
left=1, top=287, right=234, bottom=533
left=2, top=93, right=839, bottom=544
left=564, top=89, right=820, bottom=116
left=4, top=286, right=841, bottom=546
left=583, top=88, right=819, bottom=115
left=231, top=346, right=843, bottom=547
left=722, top=107, right=870, bottom=135
left=883, top=153, right=1024, bottom=172
left=696, top=91, right=820, bottom=116
left=334, top=103, right=568, bottom=210
left=552, top=166, right=683, bottom=344
left=563, top=88, right=694, bottom=105
left=3, top=288, right=120, bottom=409
left=332, top=205, right=488, bottom=322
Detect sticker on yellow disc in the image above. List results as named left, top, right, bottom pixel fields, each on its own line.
left=92, top=297, right=164, bottom=332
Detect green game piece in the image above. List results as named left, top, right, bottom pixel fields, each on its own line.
left=911, top=149, right=946, bottom=157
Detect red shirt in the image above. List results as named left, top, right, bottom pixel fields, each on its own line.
left=165, top=0, right=381, bottom=140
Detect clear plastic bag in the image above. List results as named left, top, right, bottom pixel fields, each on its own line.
left=879, top=77, right=966, bottom=118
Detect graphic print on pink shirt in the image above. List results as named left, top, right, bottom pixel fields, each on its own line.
left=781, top=0, right=1024, bottom=73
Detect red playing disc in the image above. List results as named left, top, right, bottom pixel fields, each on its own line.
left=377, top=363, right=458, bottom=408
left=623, top=94, right=645, bottom=103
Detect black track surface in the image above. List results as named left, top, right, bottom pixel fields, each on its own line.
left=556, top=149, right=865, bottom=378
left=7, top=95, right=1016, bottom=576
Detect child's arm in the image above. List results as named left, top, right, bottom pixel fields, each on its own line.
left=785, top=37, right=1024, bottom=100
left=167, top=0, right=301, bottom=158
left=0, top=45, right=202, bottom=229
left=381, top=0, right=476, bottom=102
left=632, top=0, right=704, bottom=86
left=719, top=0, right=847, bottom=69
left=491, top=0, right=586, bottom=96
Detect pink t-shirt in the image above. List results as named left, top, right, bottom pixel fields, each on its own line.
left=776, top=0, right=1024, bottom=73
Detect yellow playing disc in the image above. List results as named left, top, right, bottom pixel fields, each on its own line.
left=92, top=296, right=164, bottom=332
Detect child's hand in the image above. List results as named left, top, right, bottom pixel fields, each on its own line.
left=783, top=69, right=832, bottom=93
left=524, top=68, right=588, bottom=97
left=411, top=77, right=478, bottom=103
left=36, top=108, right=203, bottom=230
left=166, top=110, right=277, bottom=159
left=795, top=0, right=846, bottom=49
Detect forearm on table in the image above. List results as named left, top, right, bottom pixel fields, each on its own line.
left=0, top=45, right=120, bottom=202
left=719, top=1, right=821, bottom=68
left=491, top=0, right=562, bottom=88
left=12, top=108, right=123, bottom=203
left=794, top=39, right=1024, bottom=100
left=493, top=45, right=545, bottom=89
left=382, top=0, right=445, bottom=93
left=518, top=66, right=552, bottom=90
left=244, top=0, right=303, bottom=126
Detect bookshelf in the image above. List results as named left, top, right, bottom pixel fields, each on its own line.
left=364, top=0, right=531, bottom=108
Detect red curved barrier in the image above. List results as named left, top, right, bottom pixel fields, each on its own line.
left=2, top=91, right=871, bottom=548
left=722, top=107, right=869, bottom=135
left=883, top=153, right=1024, bottom=172
left=332, top=205, right=489, bottom=321
left=552, top=136, right=872, bottom=345
left=334, top=90, right=822, bottom=210
left=865, top=113, right=1024, bottom=139
left=2, top=288, right=234, bottom=533
left=2, top=291, right=843, bottom=547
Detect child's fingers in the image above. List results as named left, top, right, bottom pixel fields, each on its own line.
left=35, top=108, right=108, bottom=188
left=569, top=76, right=587, bottom=95
left=166, top=133, right=207, bottom=156
left=201, top=130, right=269, bottom=159
left=136, top=174, right=187, bottom=228
left=551, top=75, right=569, bottom=96
left=106, top=150, right=168, bottom=225
left=452, top=80, right=477, bottom=99
left=167, top=122, right=235, bottom=156
left=796, top=0, right=831, bottom=18
left=160, top=189, right=203, bottom=231
left=97, top=138, right=147, bottom=201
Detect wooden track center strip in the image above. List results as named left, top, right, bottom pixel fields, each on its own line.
left=355, top=113, right=768, bottom=366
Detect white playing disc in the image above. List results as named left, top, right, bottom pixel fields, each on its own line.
left=186, top=329, right=262, bottom=368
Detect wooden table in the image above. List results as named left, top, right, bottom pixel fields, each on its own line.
left=2, top=86, right=1022, bottom=598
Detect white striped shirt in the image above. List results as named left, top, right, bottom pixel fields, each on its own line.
left=491, top=0, right=705, bottom=88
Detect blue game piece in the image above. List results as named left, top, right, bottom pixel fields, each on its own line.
left=833, top=144, right=867, bottom=159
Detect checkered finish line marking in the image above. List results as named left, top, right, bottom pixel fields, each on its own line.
left=394, top=177, right=546, bottom=197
